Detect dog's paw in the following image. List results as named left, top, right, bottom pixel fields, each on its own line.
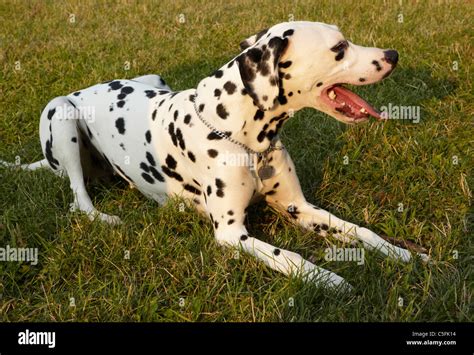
left=389, top=245, right=412, bottom=263
left=85, top=211, right=122, bottom=225
left=418, top=252, right=430, bottom=263
left=305, top=267, right=353, bottom=293
left=95, top=213, right=122, bottom=225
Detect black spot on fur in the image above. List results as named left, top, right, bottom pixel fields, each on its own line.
left=187, top=151, right=196, bottom=162
left=257, top=130, right=266, bottom=142
left=145, top=130, right=152, bottom=143
left=47, top=108, right=56, bottom=120
left=183, top=184, right=201, bottom=195
left=176, top=128, right=186, bottom=150
left=215, top=178, right=225, bottom=189
left=240, top=234, right=248, bottom=241
left=146, top=152, right=156, bottom=166
left=223, top=81, right=236, bottom=95
left=335, top=51, right=344, bottom=61
left=152, top=109, right=157, bottom=120
left=121, top=86, right=134, bottom=94
left=115, top=118, right=125, bottom=134
left=278, top=61, right=292, bottom=68
left=273, top=248, right=281, bottom=256
left=117, top=100, right=125, bottom=108
left=213, top=70, right=223, bottom=78
left=227, top=219, right=235, bottom=225
left=184, top=114, right=191, bottom=124
left=173, top=110, right=179, bottom=121
left=214, top=89, right=221, bottom=98
left=372, top=60, right=382, bottom=71
left=207, top=149, right=218, bottom=158
left=161, top=166, right=183, bottom=181
left=215, top=178, right=225, bottom=198
left=141, top=173, right=154, bottom=184
left=165, top=154, right=177, bottom=169
left=254, top=109, right=264, bottom=121
left=199, top=104, right=205, bottom=112
left=321, top=224, right=329, bottom=231
left=109, top=81, right=123, bottom=90
left=317, top=82, right=323, bottom=87
left=140, top=162, right=150, bottom=172
left=44, top=140, right=59, bottom=170
left=145, top=90, right=157, bottom=98
left=216, top=104, right=228, bottom=119
left=359, top=78, right=366, bottom=82
left=71, top=137, right=77, bottom=143
left=168, top=122, right=178, bottom=147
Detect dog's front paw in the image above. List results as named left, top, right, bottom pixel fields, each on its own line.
left=305, top=267, right=353, bottom=293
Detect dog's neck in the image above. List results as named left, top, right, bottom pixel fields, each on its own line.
left=195, top=60, right=306, bottom=153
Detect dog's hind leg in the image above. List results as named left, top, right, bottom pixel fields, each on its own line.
left=39, top=97, right=121, bottom=225
left=1, top=158, right=51, bottom=171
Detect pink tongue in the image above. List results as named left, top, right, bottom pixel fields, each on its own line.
left=333, top=86, right=381, bottom=119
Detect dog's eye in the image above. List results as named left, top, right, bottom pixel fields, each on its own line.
left=330, top=40, right=349, bottom=52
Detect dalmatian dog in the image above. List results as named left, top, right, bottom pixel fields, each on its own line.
left=3, top=21, right=429, bottom=291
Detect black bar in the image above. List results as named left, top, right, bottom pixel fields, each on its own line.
left=0, top=322, right=471, bottom=354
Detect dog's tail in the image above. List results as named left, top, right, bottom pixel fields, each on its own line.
left=0, top=158, right=50, bottom=171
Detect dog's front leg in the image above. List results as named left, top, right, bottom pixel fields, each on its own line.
left=262, top=145, right=429, bottom=263
left=204, top=174, right=351, bottom=291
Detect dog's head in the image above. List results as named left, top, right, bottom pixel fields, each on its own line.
left=238, top=21, right=398, bottom=123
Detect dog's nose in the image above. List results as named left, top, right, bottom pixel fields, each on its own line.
left=383, top=50, right=399, bottom=66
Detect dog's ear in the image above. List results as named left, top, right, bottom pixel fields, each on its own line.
left=239, top=28, right=269, bottom=50
left=237, top=36, right=289, bottom=111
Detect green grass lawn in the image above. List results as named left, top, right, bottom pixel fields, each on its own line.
left=0, top=0, right=472, bottom=322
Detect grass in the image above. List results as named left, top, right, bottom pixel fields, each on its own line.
left=0, top=0, right=472, bottom=322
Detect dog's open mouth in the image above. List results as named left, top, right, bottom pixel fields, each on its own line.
left=321, top=85, right=381, bottom=120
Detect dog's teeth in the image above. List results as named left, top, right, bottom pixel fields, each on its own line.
left=328, top=90, right=336, bottom=100
left=341, top=102, right=346, bottom=106
left=360, top=108, right=367, bottom=113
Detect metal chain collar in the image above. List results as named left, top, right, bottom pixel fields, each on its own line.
left=192, top=92, right=283, bottom=158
